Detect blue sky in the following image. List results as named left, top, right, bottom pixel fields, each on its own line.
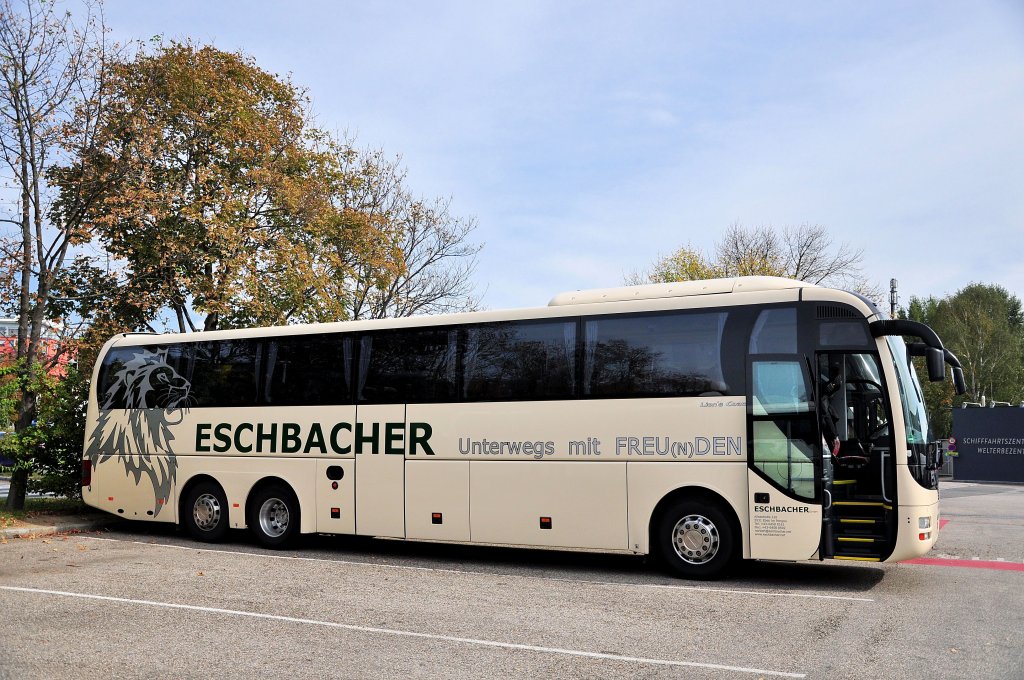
left=105, top=1, right=1024, bottom=311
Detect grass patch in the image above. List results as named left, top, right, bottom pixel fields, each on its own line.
left=0, top=496, right=88, bottom=529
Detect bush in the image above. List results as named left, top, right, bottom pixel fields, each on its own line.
left=28, top=367, right=89, bottom=499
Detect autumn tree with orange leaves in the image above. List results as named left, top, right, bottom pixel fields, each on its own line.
left=53, top=42, right=406, bottom=334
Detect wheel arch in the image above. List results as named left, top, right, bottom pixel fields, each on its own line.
left=177, top=474, right=226, bottom=527
left=648, top=485, right=743, bottom=554
left=245, top=476, right=301, bottom=525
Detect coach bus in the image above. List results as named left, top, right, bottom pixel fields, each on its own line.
left=81, top=276, right=964, bottom=579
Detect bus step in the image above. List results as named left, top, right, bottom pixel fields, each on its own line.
left=832, top=500, right=891, bottom=507
left=836, top=535, right=883, bottom=544
left=838, top=517, right=877, bottom=525
left=833, top=479, right=857, bottom=486
left=834, top=554, right=881, bottom=562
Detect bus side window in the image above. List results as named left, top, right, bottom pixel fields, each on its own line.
left=749, top=308, right=797, bottom=355
left=185, top=340, right=259, bottom=408
left=263, top=334, right=352, bottom=406
left=582, top=311, right=730, bottom=398
left=359, top=328, right=458, bottom=404
left=462, top=320, right=576, bottom=401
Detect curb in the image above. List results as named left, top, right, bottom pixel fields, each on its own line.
left=1, top=516, right=120, bottom=540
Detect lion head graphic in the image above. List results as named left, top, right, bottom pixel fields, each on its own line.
left=88, top=348, right=192, bottom=517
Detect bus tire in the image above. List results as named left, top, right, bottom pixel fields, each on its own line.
left=248, top=483, right=300, bottom=549
left=182, top=480, right=230, bottom=543
left=656, top=499, right=735, bottom=580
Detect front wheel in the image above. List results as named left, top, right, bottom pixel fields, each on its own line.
left=248, top=484, right=300, bottom=549
left=656, top=499, right=736, bottom=580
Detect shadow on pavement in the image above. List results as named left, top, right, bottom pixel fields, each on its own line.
left=102, top=519, right=886, bottom=595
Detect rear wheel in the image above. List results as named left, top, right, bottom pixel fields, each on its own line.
left=183, top=481, right=229, bottom=543
left=248, top=484, right=300, bottom=549
left=656, top=499, right=736, bottom=580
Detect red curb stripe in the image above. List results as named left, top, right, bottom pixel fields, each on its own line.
left=939, top=519, right=950, bottom=529
left=903, top=557, right=1024, bottom=571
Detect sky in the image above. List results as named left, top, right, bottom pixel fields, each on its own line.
left=103, top=0, right=1024, bottom=312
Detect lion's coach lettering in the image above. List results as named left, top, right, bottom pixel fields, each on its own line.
left=192, top=422, right=433, bottom=456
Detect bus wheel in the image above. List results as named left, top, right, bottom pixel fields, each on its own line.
left=183, top=481, right=229, bottom=543
left=656, top=499, right=735, bottom=580
left=248, top=484, right=299, bottom=549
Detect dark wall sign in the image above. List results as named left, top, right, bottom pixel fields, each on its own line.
left=952, top=408, right=1024, bottom=483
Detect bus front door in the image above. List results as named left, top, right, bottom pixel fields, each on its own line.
left=746, top=356, right=824, bottom=560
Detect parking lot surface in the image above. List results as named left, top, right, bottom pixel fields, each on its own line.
left=1, top=481, right=1021, bottom=679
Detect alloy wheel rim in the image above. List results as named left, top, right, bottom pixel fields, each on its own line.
left=258, top=498, right=289, bottom=538
left=671, top=514, right=720, bottom=564
left=193, top=493, right=221, bottom=531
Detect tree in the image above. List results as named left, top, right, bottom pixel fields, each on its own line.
left=908, top=284, right=1024, bottom=402
left=905, top=283, right=1024, bottom=437
left=631, top=223, right=879, bottom=300
left=0, top=0, right=108, bottom=509
left=343, top=148, right=480, bottom=319
left=53, top=43, right=405, bottom=333
left=625, top=243, right=721, bottom=285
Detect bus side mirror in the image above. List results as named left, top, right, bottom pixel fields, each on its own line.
left=952, top=366, right=966, bottom=395
left=926, top=348, right=945, bottom=382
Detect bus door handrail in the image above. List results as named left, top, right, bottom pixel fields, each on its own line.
left=880, top=449, right=892, bottom=504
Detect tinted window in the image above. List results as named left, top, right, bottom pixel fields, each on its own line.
left=583, top=311, right=729, bottom=397
left=463, top=320, right=576, bottom=401
left=819, top=320, right=871, bottom=347
left=96, top=345, right=195, bottom=410
left=359, top=328, right=457, bottom=403
left=750, top=358, right=817, bottom=501
left=263, top=334, right=350, bottom=405
left=188, top=340, right=260, bottom=407
left=749, top=308, right=797, bottom=354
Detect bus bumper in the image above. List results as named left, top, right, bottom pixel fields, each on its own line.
left=887, top=501, right=939, bottom=562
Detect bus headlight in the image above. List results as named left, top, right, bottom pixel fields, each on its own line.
left=918, top=516, right=931, bottom=530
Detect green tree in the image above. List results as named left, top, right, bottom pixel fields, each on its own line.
left=905, top=283, right=1024, bottom=437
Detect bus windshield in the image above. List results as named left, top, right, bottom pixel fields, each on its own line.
left=886, top=337, right=931, bottom=446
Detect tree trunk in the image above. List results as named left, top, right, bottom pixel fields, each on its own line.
left=5, top=468, right=28, bottom=510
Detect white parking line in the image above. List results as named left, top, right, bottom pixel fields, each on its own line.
left=81, top=535, right=874, bottom=603
left=0, top=585, right=806, bottom=678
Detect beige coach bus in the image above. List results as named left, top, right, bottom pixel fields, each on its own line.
left=81, top=276, right=965, bottom=579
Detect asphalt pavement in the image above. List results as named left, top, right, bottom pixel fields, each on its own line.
left=0, top=481, right=1021, bottom=679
